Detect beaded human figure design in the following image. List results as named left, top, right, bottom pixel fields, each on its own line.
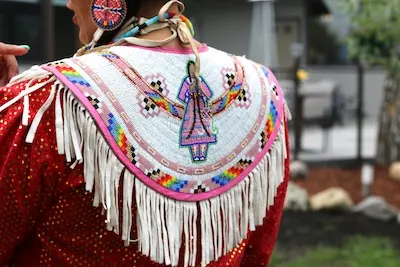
left=178, top=61, right=217, bottom=162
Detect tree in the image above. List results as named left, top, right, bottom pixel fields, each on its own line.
left=307, top=19, right=342, bottom=65
left=345, top=0, right=400, bottom=165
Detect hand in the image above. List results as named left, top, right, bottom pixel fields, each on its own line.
left=0, top=43, right=30, bottom=86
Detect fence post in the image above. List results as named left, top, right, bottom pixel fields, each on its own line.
left=356, top=63, right=364, bottom=164
left=293, top=56, right=302, bottom=160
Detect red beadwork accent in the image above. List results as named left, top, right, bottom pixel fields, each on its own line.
left=91, top=0, right=127, bottom=31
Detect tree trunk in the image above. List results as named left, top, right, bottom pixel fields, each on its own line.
left=376, top=73, right=400, bottom=165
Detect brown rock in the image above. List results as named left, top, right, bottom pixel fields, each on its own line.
left=310, top=187, right=353, bottom=211
left=388, top=162, right=400, bottom=183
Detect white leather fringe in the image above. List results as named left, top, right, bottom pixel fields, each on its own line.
left=0, top=74, right=288, bottom=267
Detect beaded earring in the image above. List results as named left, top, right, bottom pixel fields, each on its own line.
left=90, top=0, right=128, bottom=47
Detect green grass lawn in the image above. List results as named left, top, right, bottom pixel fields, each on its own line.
left=270, top=236, right=400, bottom=267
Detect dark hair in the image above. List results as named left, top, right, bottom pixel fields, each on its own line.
left=96, top=0, right=143, bottom=46
left=187, top=61, right=195, bottom=81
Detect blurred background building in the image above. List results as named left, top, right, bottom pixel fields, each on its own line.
left=0, top=0, right=329, bottom=66
left=186, top=0, right=329, bottom=67
left=0, top=0, right=76, bottom=63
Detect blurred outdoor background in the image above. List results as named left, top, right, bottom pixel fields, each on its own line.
left=2, top=0, right=400, bottom=266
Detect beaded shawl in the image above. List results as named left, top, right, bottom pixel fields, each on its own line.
left=0, top=44, right=289, bottom=266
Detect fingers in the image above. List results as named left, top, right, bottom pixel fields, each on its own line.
left=0, top=74, right=7, bottom=87
left=0, top=42, right=29, bottom=56
left=0, top=71, right=7, bottom=88
left=0, top=42, right=29, bottom=86
left=5, top=55, right=18, bottom=81
left=0, top=54, right=7, bottom=87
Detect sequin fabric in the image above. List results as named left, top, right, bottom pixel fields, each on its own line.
left=0, top=79, right=289, bottom=266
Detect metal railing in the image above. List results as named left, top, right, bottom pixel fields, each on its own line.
left=271, top=64, right=366, bottom=165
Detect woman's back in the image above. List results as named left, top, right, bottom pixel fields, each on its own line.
left=0, top=1, right=290, bottom=266
left=0, top=43, right=289, bottom=267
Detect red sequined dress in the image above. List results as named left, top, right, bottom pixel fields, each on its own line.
left=0, top=50, right=289, bottom=266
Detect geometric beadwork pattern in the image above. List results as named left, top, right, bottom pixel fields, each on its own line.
left=136, top=93, right=160, bottom=118
left=221, top=67, right=236, bottom=90
left=137, top=74, right=169, bottom=118
left=101, top=50, right=247, bottom=118
left=146, top=157, right=257, bottom=192
left=234, top=83, right=251, bottom=109
left=272, top=84, right=279, bottom=99
left=45, top=53, right=284, bottom=196
left=211, top=158, right=253, bottom=186
left=144, top=74, right=169, bottom=97
left=107, top=113, right=138, bottom=164
left=261, top=100, right=278, bottom=150
left=147, top=169, right=188, bottom=192
left=86, top=94, right=101, bottom=110
left=190, top=181, right=211, bottom=194
left=57, top=65, right=91, bottom=87
left=261, top=65, right=280, bottom=100
left=99, top=50, right=183, bottom=119
left=51, top=62, right=141, bottom=166
left=212, top=74, right=243, bottom=115
left=145, top=91, right=181, bottom=117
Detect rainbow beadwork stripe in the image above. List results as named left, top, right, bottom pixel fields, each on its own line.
left=107, top=113, right=129, bottom=154
left=52, top=62, right=139, bottom=165
left=212, top=166, right=243, bottom=186
left=211, top=159, right=252, bottom=186
left=213, top=83, right=242, bottom=114
left=144, top=91, right=180, bottom=117
left=260, top=66, right=278, bottom=139
left=100, top=51, right=184, bottom=118
left=106, top=114, right=138, bottom=164
left=154, top=172, right=188, bottom=192
left=153, top=159, right=251, bottom=191
left=260, top=100, right=278, bottom=150
left=56, top=65, right=91, bottom=87
left=267, top=100, right=278, bottom=138
left=147, top=169, right=188, bottom=192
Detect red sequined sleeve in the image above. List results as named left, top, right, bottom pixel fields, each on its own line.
left=0, top=79, right=69, bottom=264
left=240, top=123, right=290, bottom=267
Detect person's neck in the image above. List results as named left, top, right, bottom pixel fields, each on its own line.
left=134, top=3, right=202, bottom=49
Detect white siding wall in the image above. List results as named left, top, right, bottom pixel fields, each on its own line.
left=186, top=2, right=253, bottom=56
left=185, top=0, right=308, bottom=66
left=275, top=0, right=307, bottom=65
left=275, top=0, right=305, bottom=18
